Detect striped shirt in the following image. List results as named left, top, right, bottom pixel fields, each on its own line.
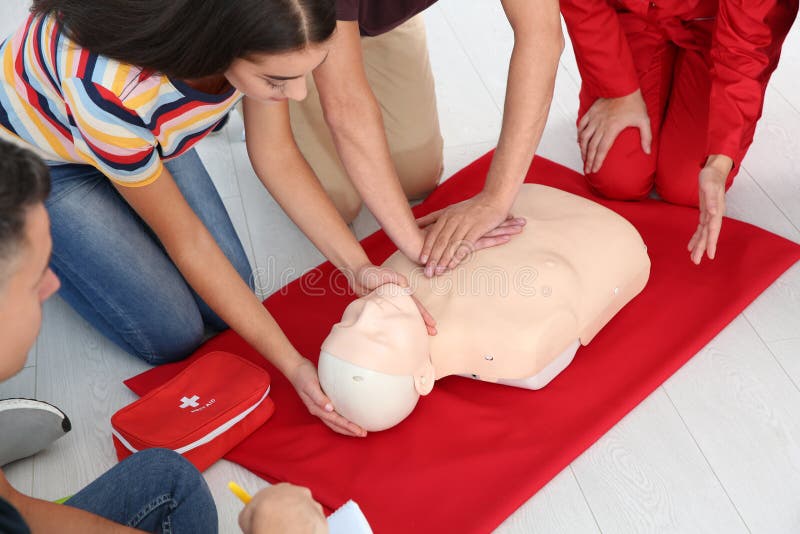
left=0, top=14, right=242, bottom=186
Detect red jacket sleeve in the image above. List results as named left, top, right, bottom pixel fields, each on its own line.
left=707, top=0, right=798, bottom=165
left=560, top=0, right=640, bottom=98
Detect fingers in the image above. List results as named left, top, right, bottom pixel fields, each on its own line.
left=411, top=295, right=437, bottom=336
left=592, top=127, right=619, bottom=174
left=705, top=195, right=726, bottom=260
left=419, top=219, right=444, bottom=265
left=448, top=239, right=478, bottom=269
left=302, top=392, right=366, bottom=437
left=578, top=120, right=598, bottom=163
left=706, top=214, right=723, bottom=260
left=496, top=216, right=526, bottom=229
left=690, top=198, right=708, bottom=264
left=304, top=380, right=334, bottom=414
left=585, top=130, right=604, bottom=175
left=415, top=208, right=444, bottom=229
left=690, top=178, right=726, bottom=263
left=456, top=218, right=524, bottom=261
left=687, top=225, right=703, bottom=252
left=691, top=222, right=709, bottom=265
left=691, top=214, right=708, bottom=265
left=639, top=117, right=653, bottom=155
left=476, top=223, right=524, bottom=240
left=425, top=218, right=460, bottom=277
left=473, top=234, right=512, bottom=251
left=320, top=415, right=365, bottom=437
left=437, top=223, right=471, bottom=272
left=449, top=223, right=491, bottom=270
left=577, top=110, right=592, bottom=132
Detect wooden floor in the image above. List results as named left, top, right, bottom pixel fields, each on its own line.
left=2, top=2, right=799, bottom=532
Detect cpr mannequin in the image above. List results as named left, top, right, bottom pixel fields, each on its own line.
left=319, top=184, right=650, bottom=431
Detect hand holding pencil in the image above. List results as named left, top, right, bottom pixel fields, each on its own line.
left=231, top=481, right=328, bottom=534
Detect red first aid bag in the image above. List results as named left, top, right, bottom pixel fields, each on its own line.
left=111, top=351, right=274, bottom=471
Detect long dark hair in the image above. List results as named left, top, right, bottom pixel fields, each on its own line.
left=30, top=0, right=337, bottom=79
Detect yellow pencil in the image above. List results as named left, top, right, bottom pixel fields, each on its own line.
left=228, top=481, right=252, bottom=504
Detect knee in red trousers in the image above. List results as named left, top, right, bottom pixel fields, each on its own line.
left=654, top=153, right=703, bottom=207
left=584, top=127, right=655, bottom=201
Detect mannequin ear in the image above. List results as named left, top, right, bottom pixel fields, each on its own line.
left=413, top=359, right=435, bottom=396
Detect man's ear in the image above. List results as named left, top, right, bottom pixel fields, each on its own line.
left=413, top=359, right=435, bottom=396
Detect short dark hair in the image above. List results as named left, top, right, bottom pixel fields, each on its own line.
left=0, top=139, right=51, bottom=280
left=30, top=0, right=337, bottom=80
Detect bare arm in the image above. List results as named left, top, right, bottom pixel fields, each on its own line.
left=243, top=96, right=372, bottom=278
left=114, top=166, right=364, bottom=436
left=417, top=0, right=563, bottom=273
left=114, top=167, right=302, bottom=378
left=486, top=0, right=563, bottom=209
left=312, top=21, right=425, bottom=260
left=1, top=469, right=143, bottom=534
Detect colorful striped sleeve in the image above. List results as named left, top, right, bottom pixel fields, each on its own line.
left=61, top=76, right=163, bottom=187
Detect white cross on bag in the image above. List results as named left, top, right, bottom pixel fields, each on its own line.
left=179, top=395, right=200, bottom=409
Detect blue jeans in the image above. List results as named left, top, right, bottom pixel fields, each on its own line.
left=65, top=449, right=217, bottom=534
left=45, top=149, right=252, bottom=365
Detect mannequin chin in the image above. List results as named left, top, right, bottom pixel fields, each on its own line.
left=318, top=351, right=420, bottom=432
left=318, top=184, right=651, bottom=433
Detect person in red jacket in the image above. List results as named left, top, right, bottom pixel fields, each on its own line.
left=560, top=0, right=797, bottom=264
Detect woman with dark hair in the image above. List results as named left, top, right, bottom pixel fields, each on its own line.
left=0, top=0, right=411, bottom=437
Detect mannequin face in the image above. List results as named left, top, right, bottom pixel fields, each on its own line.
left=319, top=284, right=434, bottom=431
left=321, top=284, right=434, bottom=391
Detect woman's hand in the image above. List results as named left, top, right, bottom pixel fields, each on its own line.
left=286, top=357, right=367, bottom=437
left=578, top=88, right=652, bottom=174
left=416, top=192, right=526, bottom=277
left=349, top=263, right=437, bottom=335
left=688, top=155, right=733, bottom=264
left=239, top=483, right=328, bottom=534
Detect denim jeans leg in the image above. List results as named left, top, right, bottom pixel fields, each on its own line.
left=46, top=164, right=205, bottom=364
left=64, top=449, right=218, bottom=534
left=164, top=149, right=253, bottom=331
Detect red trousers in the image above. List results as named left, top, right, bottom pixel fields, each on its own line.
left=578, top=15, right=738, bottom=207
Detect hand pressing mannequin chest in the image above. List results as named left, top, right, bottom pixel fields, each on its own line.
left=319, top=184, right=651, bottom=431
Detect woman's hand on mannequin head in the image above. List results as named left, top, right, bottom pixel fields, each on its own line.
left=688, top=155, right=733, bottom=264
left=578, top=88, right=652, bottom=174
left=416, top=192, right=526, bottom=278
left=287, top=356, right=367, bottom=437
left=349, top=264, right=437, bottom=335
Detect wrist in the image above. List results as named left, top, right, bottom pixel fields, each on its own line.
left=339, top=251, right=371, bottom=281
left=398, top=228, right=425, bottom=264
left=272, top=348, right=306, bottom=380
left=479, top=185, right=515, bottom=214
left=705, top=154, right=734, bottom=175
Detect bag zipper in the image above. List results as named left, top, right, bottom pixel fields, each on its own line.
left=112, top=386, right=270, bottom=455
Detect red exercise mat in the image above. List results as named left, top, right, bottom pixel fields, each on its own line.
left=125, top=153, right=800, bottom=534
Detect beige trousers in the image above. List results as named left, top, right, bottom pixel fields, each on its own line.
left=289, top=15, right=444, bottom=223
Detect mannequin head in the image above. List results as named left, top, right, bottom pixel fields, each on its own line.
left=319, top=283, right=434, bottom=431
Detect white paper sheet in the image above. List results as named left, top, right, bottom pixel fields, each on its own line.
left=328, top=499, right=373, bottom=534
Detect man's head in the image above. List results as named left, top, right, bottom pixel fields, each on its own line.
left=0, top=139, right=60, bottom=381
